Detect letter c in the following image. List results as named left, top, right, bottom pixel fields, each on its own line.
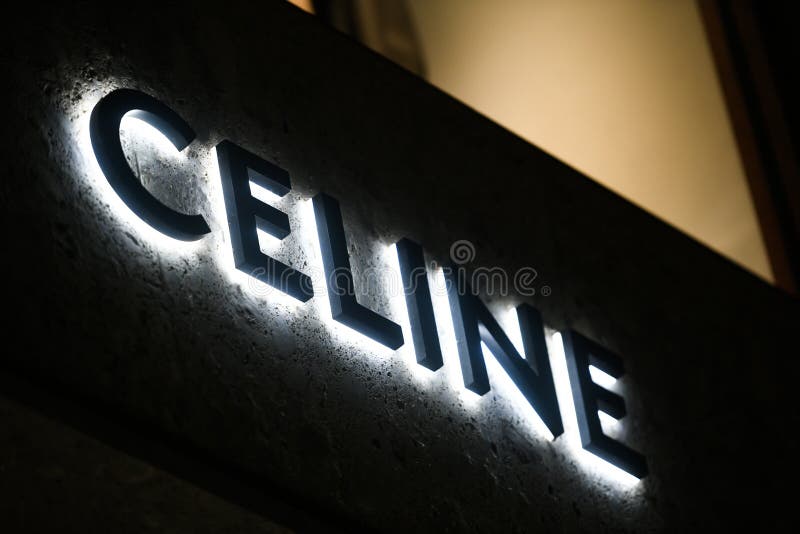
left=89, top=88, right=210, bottom=240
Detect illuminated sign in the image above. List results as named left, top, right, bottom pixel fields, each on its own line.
left=87, top=88, right=647, bottom=480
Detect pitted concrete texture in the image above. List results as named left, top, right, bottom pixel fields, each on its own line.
left=2, top=1, right=798, bottom=531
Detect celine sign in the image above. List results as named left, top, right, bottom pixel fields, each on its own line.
left=87, top=88, right=648, bottom=479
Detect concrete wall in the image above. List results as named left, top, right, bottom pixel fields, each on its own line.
left=1, top=1, right=797, bottom=531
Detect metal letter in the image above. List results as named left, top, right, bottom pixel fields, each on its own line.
left=396, top=238, right=443, bottom=370
left=561, top=330, right=648, bottom=478
left=446, top=270, right=564, bottom=438
left=313, top=193, right=403, bottom=349
left=215, top=140, right=312, bottom=302
left=89, top=89, right=210, bottom=240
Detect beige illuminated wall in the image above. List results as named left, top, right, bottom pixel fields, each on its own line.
left=408, top=0, right=772, bottom=282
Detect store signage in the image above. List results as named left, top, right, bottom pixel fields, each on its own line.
left=88, top=88, right=648, bottom=479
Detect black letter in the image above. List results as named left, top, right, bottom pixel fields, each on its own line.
left=313, top=193, right=403, bottom=349
left=561, top=330, right=648, bottom=478
left=215, top=140, right=312, bottom=302
left=89, top=89, right=210, bottom=240
left=445, top=270, right=563, bottom=438
left=396, top=238, right=443, bottom=370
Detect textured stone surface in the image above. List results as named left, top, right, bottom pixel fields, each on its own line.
left=1, top=1, right=798, bottom=531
